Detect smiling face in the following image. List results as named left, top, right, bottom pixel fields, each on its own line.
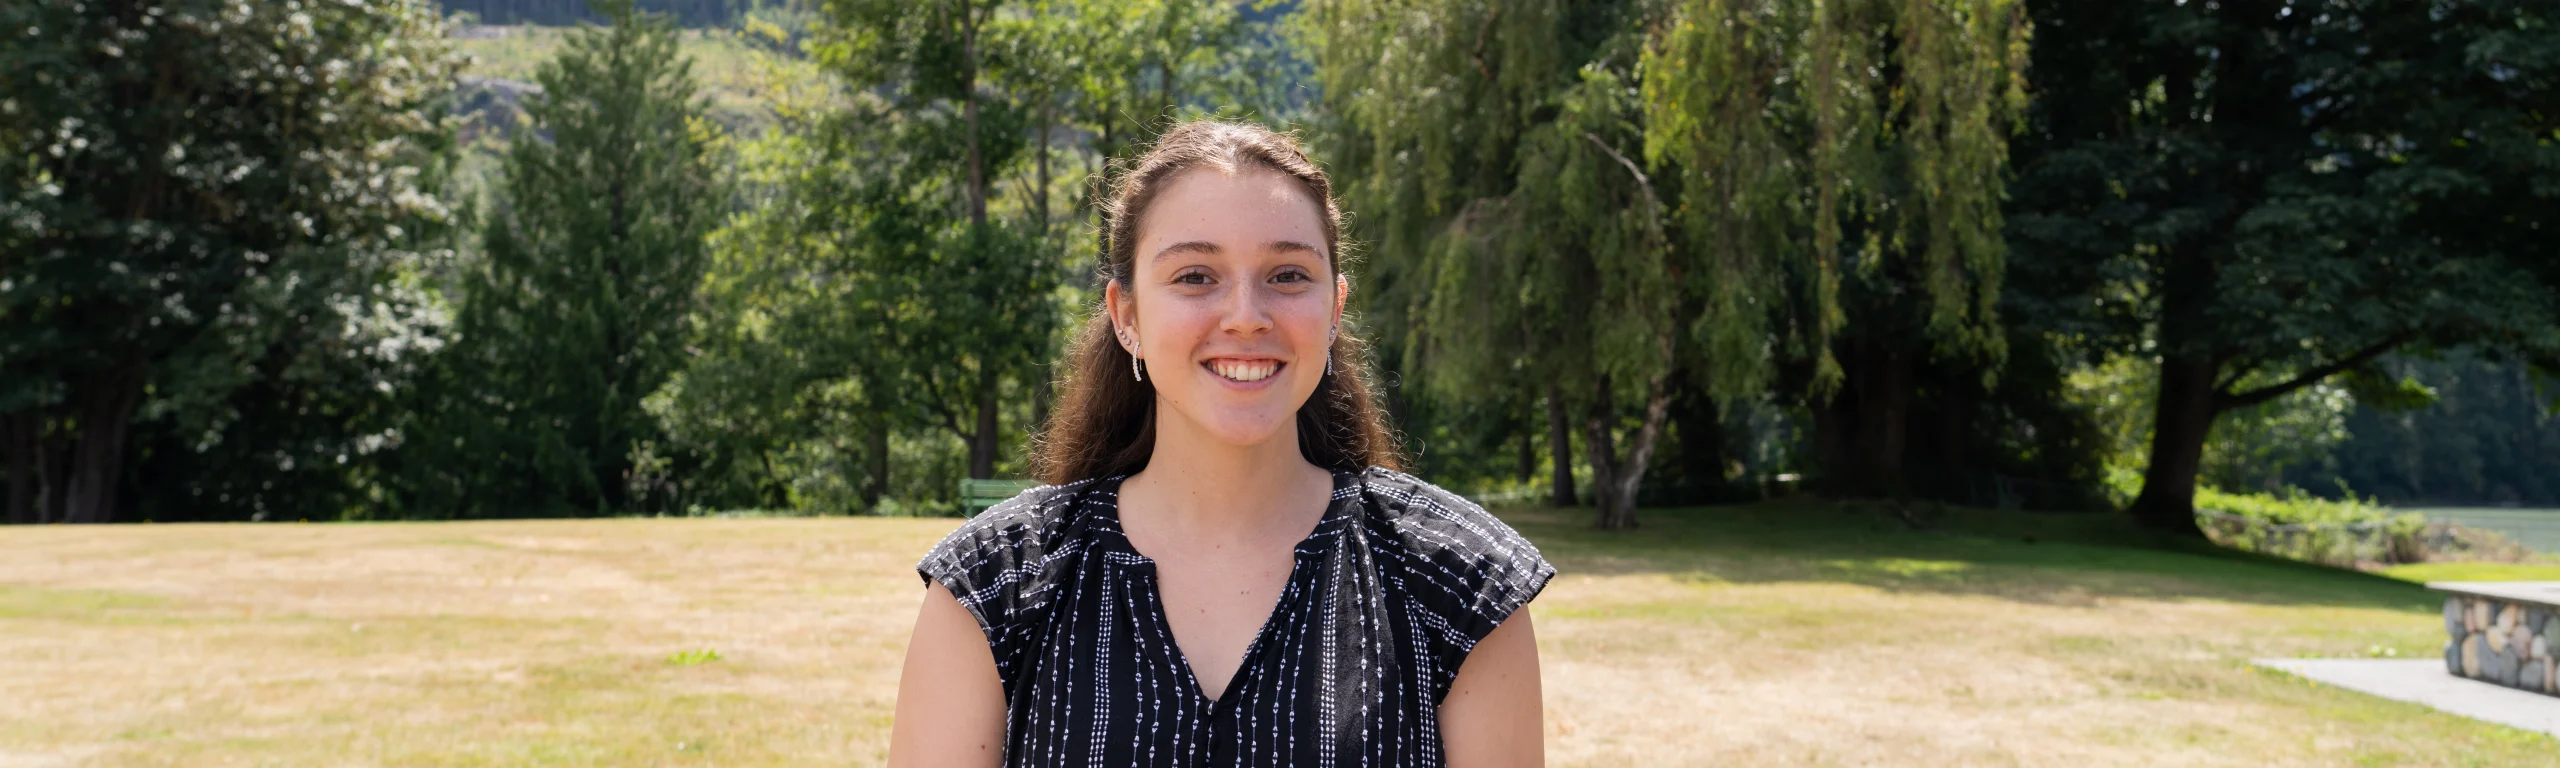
left=1106, top=166, right=1348, bottom=450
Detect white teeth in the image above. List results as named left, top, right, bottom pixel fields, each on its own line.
left=1210, top=360, right=1278, bottom=382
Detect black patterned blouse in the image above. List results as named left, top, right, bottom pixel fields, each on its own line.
left=914, top=465, right=1555, bottom=767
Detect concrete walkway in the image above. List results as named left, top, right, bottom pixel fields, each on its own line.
left=2255, top=658, right=2560, bottom=737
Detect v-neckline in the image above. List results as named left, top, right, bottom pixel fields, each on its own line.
left=1102, top=468, right=1356, bottom=710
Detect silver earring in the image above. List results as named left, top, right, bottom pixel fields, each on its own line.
left=1325, top=326, right=1337, bottom=377
left=1128, top=334, right=1144, bottom=382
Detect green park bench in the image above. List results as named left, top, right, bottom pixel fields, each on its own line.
left=959, top=478, right=1043, bottom=517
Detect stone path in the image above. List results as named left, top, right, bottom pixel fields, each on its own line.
left=2255, top=658, right=2560, bottom=737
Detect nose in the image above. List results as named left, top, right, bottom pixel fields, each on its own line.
left=1217, top=281, right=1274, bottom=337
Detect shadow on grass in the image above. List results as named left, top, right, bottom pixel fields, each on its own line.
left=1498, top=498, right=2443, bottom=614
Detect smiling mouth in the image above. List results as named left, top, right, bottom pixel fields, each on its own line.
left=1205, top=359, right=1284, bottom=383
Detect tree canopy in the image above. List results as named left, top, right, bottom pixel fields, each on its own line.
left=2009, top=0, right=2560, bottom=534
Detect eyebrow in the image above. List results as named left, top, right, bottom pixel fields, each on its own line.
left=1149, top=240, right=1324, bottom=264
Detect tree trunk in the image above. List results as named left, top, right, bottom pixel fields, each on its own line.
left=62, top=365, right=144, bottom=524
left=1934, top=375, right=1973, bottom=501
left=1033, top=97, right=1053, bottom=234
left=2, top=410, right=36, bottom=525
left=1670, top=381, right=1726, bottom=493
left=960, top=1, right=986, bottom=227
left=1585, top=376, right=1622, bottom=529
left=1808, top=385, right=1849, bottom=495
left=1031, top=364, right=1054, bottom=443
left=864, top=421, right=889, bottom=509
left=1582, top=372, right=1673, bottom=531
left=1849, top=338, right=1911, bottom=498
left=1545, top=382, right=1577, bottom=508
left=2130, top=354, right=2217, bottom=537
left=39, top=414, right=70, bottom=524
left=969, top=364, right=999, bottom=479
left=1515, top=400, right=1536, bottom=485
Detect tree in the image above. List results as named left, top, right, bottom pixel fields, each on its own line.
left=824, top=0, right=1059, bottom=480
left=1309, top=0, right=2029, bottom=527
left=0, top=0, right=464, bottom=523
left=403, top=0, right=725, bottom=517
left=1646, top=0, right=2029, bottom=500
left=1309, top=0, right=1659, bottom=527
left=2009, top=0, right=2560, bottom=535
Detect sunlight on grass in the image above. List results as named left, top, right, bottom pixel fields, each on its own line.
left=666, top=647, right=723, bottom=666
left=2379, top=562, right=2560, bottom=583
left=3, top=505, right=2554, bottom=766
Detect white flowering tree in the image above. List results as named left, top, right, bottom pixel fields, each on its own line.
left=0, top=0, right=466, bottom=523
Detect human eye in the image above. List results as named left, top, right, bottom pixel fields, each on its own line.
left=1270, top=268, right=1315, bottom=286
left=1171, top=268, right=1214, bottom=286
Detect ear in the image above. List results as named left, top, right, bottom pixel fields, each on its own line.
left=1105, top=280, right=1139, bottom=355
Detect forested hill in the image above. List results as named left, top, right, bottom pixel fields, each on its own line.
left=437, top=0, right=755, bottom=26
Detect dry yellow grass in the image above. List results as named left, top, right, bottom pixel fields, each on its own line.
left=3, top=501, right=2553, bottom=766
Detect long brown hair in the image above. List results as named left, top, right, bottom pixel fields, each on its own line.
left=1031, top=120, right=1404, bottom=485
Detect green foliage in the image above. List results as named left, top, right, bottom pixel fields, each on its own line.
left=1, top=0, right=468, bottom=522
left=1646, top=0, right=2029, bottom=391
left=2314, top=351, right=2560, bottom=506
left=2174, top=475, right=2426, bottom=568
left=665, top=647, right=722, bottom=665
left=2010, top=0, right=2560, bottom=530
left=398, top=0, right=727, bottom=518
left=1311, top=0, right=2032, bottom=522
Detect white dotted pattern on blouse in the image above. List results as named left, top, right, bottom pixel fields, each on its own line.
left=916, top=465, right=1555, bottom=766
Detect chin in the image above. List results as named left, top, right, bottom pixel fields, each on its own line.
left=1171, top=386, right=1313, bottom=447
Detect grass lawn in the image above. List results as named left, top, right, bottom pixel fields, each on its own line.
left=4, top=500, right=2554, bottom=766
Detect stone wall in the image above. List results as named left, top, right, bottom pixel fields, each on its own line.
left=2444, top=593, right=2558, bottom=696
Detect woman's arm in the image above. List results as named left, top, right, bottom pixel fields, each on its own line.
left=886, top=582, right=1007, bottom=768
left=1439, top=608, right=1545, bottom=768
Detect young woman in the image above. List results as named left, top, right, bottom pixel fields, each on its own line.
left=888, top=120, right=1553, bottom=767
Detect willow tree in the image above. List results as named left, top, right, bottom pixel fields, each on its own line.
left=1309, top=1, right=1664, bottom=527
left=1309, top=0, right=2027, bottom=527
left=1645, top=0, right=2028, bottom=497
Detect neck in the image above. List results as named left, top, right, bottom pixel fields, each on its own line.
left=1123, top=402, right=1333, bottom=542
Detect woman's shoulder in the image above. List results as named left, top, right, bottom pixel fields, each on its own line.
left=914, top=477, right=1113, bottom=629
left=1353, top=466, right=1538, bottom=549
left=920, top=477, right=1105, bottom=568
left=1350, top=466, right=1550, bottom=576
left=1348, top=465, right=1555, bottom=645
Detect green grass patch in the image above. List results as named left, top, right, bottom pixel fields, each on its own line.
left=451, top=25, right=780, bottom=129
left=2379, top=561, right=2560, bottom=583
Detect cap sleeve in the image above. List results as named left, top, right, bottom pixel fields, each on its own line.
left=913, top=482, right=1084, bottom=687
left=1360, top=468, right=1556, bottom=664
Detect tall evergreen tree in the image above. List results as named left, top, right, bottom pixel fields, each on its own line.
left=405, top=0, right=725, bottom=517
